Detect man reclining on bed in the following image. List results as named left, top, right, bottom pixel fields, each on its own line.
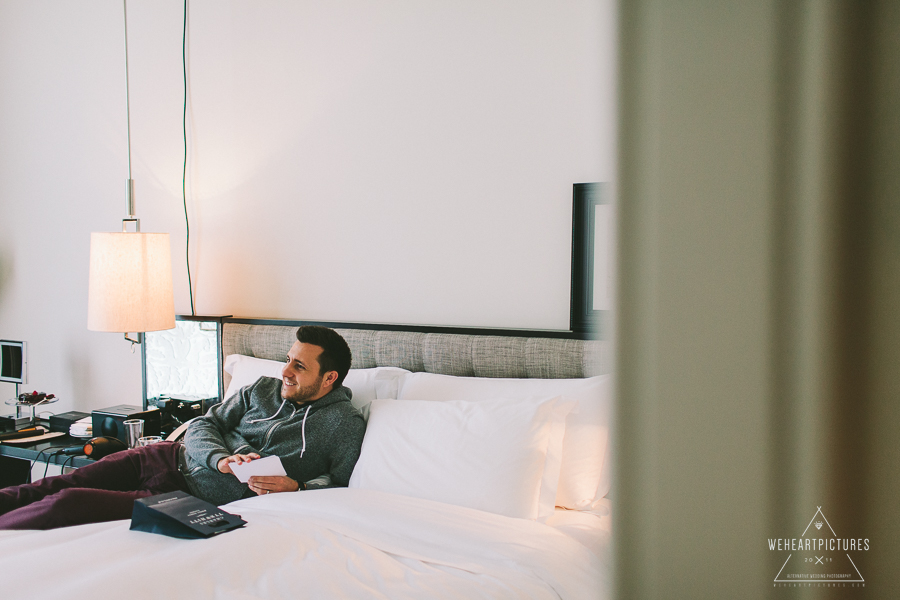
left=0, top=326, right=366, bottom=530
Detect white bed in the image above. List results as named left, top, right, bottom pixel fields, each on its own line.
left=0, top=320, right=612, bottom=599
left=0, top=489, right=609, bottom=599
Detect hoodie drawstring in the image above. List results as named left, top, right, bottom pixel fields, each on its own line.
left=300, top=405, right=311, bottom=458
left=247, top=397, right=288, bottom=424
left=246, top=399, right=312, bottom=458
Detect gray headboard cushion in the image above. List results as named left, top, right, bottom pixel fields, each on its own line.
left=222, top=323, right=609, bottom=391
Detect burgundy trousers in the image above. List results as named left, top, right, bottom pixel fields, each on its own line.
left=0, top=441, right=190, bottom=530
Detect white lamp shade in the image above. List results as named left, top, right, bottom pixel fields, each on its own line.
left=87, top=232, right=176, bottom=333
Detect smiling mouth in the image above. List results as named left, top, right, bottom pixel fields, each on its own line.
left=283, top=380, right=297, bottom=387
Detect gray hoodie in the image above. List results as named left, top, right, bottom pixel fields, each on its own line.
left=181, top=377, right=366, bottom=505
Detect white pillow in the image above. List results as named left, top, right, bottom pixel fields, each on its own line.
left=349, top=397, right=573, bottom=520
left=223, top=355, right=283, bottom=400
left=223, top=354, right=409, bottom=413
left=397, top=373, right=612, bottom=509
left=344, top=367, right=410, bottom=409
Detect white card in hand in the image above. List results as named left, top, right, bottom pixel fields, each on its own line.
left=229, top=455, right=287, bottom=483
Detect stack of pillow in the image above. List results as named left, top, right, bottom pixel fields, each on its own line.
left=224, top=356, right=611, bottom=521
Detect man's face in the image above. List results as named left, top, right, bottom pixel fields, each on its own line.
left=281, top=342, right=334, bottom=403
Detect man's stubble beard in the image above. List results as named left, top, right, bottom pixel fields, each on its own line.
left=281, top=375, right=324, bottom=404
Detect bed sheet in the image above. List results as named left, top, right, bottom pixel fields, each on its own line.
left=545, top=498, right=612, bottom=567
left=0, top=488, right=608, bottom=600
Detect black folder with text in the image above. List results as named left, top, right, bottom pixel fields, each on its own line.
left=130, top=491, right=246, bottom=539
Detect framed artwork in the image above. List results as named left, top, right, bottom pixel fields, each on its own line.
left=0, top=340, right=26, bottom=385
left=570, top=182, right=611, bottom=337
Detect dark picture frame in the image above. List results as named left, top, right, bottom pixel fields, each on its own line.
left=570, top=182, right=610, bottom=337
left=0, top=340, right=26, bottom=384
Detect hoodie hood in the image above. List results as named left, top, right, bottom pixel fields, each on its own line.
left=300, top=383, right=353, bottom=413
left=249, top=383, right=353, bottom=424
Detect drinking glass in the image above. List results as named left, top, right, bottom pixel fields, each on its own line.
left=123, top=419, right=144, bottom=449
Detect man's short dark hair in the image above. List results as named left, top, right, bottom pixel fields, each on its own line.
left=295, top=326, right=352, bottom=387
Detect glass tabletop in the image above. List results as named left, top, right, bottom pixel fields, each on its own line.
left=5, top=396, right=59, bottom=407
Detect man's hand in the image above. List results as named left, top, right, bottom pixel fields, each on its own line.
left=248, top=475, right=301, bottom=495
left=217, top=453, right=261, bottom=475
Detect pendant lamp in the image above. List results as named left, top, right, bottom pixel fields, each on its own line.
left=87, top=0, right=175, bottom=345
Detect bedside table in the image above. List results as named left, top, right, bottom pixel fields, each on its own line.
left=0, top=420, right=95, bottom=486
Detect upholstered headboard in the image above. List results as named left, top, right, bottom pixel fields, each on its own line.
left=221, top=319, right=609, bottom=392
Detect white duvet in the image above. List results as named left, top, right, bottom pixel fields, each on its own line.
left=0, top=488, right=607, bottom=599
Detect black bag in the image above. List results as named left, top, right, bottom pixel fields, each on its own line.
left=130, top=490, right=246, bottom=539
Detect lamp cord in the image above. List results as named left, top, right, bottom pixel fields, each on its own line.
left=182, top=0, right=195, bottom=316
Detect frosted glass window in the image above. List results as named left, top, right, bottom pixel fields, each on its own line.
left=145, top=321, right=218, bottom=400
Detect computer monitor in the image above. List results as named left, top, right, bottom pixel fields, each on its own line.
left=0, top=340, right=26, bottom=384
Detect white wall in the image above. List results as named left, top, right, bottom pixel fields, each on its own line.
left=0, top=0, right=615, bottom=412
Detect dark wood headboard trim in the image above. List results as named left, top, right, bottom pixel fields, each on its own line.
left=223, top=317, right=594, bottom=340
